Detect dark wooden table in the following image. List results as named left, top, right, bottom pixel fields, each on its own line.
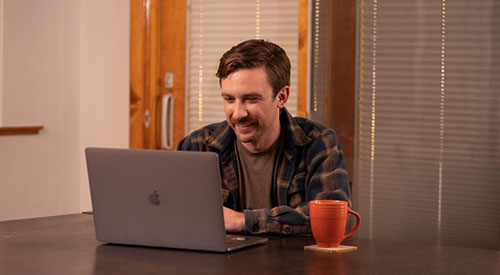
left=1, top=214, right=499, bottom=274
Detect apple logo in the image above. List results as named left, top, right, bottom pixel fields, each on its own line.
left=148, top=190, right=160, bottom=206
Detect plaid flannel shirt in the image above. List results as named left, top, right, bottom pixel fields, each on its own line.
left=177, top=108, right=350, bottom=234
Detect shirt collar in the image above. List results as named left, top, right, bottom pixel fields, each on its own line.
left=204, top=107, right=312, bottom=162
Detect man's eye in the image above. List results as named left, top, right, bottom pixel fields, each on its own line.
left=224, top=97, right=234, bottom=102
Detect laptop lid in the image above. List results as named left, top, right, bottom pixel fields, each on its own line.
left=85, top=147, right=264, bottom=252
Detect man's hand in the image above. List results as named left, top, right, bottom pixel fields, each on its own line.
left=223, top=207, right=245, bottom=233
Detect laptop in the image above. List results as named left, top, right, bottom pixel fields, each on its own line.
left=85, top=147, right=267, bottom=252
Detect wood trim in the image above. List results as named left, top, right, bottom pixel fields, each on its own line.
left=0, top=126, right=43, bottom=136
left=297, top=0, right=308, bottom=118
left=329, top=0, right=356, bottom=179
left=159, top=0, right=186, bottom=149
left=129, top=0, right=161, bottom=149
left=145, top=0, right=161, bottom=149
left=143, top=0, right=156, bottom=149
left=129, top=0, right=148, bottom=148
left=129, top=0, right=162, bottom=149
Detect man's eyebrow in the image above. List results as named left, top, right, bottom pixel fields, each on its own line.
left=221, top=92, right=263, bottom=98
left=243, top=93, right=263, bottom=98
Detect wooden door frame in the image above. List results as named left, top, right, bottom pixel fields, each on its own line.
left=297, top=0, right=308, bottom=118
left=328, top=0, right=356, bottom=185
left=130, top=0, right=148, bottom=148
left=130, top=0, right=158, bottom=149
left=159, top=0, right=186, bottom=150
left=130, top=0, right=185, bottom=149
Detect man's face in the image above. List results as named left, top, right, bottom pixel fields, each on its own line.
left=221, top=67, right=288, bottom=152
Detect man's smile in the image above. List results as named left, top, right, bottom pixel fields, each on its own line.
left=234, top=121, right=257, bottom=132
left=232, top=118, right=257, bottom=129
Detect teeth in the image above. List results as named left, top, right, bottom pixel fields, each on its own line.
left=233, top=120, right=256, bottom=128
left=237, top=122, right=254, bottom=128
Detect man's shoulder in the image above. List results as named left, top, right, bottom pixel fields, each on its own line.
left=289, top=116, right=340, bottom=152
left=292, top=117, right=335, bottom=138
left=188, top=121, right=226, bottom=138
left=177, top=121, right=230, bottom=151
left=287, top=116, right=344, bottom=167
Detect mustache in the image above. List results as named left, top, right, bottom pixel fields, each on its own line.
left=230, top=117, right=257, bottom=125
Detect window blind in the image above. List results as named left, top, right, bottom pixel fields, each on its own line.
left=186, top=0, right=299, bottom=134
left=356, top=0, right=500, bottom=249
left=309, top=0, right=330, bottom=125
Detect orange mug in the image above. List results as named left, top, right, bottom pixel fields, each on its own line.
left=309, top=200, right=361, bottom=248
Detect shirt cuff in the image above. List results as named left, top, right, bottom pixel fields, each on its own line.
left=243, top=208, right=310, bottom=234
left=243, top=209, right=266, bottom=233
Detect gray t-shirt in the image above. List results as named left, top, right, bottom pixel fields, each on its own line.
left=235, top=135, right=284, bottom=210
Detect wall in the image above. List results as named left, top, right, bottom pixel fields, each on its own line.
left=0, top=0, right=129, bottom=221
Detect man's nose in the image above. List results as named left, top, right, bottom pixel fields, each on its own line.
left=232, top=102, right=248, bottom=120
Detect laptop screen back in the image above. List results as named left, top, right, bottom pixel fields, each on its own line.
left=85, top=148, right=228, bottom=252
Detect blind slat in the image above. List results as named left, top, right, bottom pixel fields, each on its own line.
left=357, top=0, right=500, bottom=250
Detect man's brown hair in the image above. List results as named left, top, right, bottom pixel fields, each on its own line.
left=216, top=39, right=291, bottom=98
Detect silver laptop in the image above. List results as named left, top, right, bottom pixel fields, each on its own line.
left=85, top=147, right=267, bottom=252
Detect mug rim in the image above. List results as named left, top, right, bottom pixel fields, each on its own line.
left=310, top=200, right=347, bottom=205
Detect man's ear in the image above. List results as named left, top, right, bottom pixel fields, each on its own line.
left=276, top=86, right=290, bottom=108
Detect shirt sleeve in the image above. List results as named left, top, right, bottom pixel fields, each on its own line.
left=176, top=131, right=207, bottom=152
left=176, top=136, right=191, bottom=151
left=242, top=129, right=351, bottom=234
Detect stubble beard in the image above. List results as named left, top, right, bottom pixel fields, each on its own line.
left=230, top=117, right=260, bottom=143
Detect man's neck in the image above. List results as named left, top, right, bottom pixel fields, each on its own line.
left=240, top=127, right=281, bottom=153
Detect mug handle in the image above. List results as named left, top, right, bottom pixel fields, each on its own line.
left=343, top=208, right=361, bottom=240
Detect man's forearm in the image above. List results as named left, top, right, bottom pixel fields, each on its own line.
left=243, top=206, right=310, bottom=234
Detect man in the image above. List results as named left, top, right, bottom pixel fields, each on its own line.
left=177, top=39, right=350, bottom=234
